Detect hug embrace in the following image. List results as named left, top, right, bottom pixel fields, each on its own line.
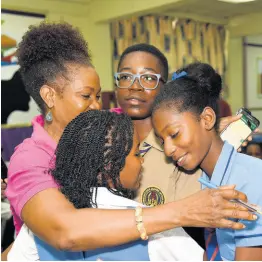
left=5, top=22, right=262, bottom=261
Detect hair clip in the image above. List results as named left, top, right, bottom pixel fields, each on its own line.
left=172, top=71, right=187, bottom=80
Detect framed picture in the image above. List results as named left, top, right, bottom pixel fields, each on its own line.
left=245, top=44, right=262, bottom=109
left=257, top=57, right=262, bottom=98
left=1, top=9, right=45, bottom=125
left=244, top=36, right=262, bottom=126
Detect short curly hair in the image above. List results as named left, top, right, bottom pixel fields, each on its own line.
left=51, top=110, right=134, bottom=209
left=118, top=43, right=169, bottom=82
left=17, top=22, right=92, bottom=114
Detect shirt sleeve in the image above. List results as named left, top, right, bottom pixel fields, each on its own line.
left=233, top=157, right=262, bottom=248
left=234, top=211, right=262, bottom=247
left=6, top=147, right=59, bottom=219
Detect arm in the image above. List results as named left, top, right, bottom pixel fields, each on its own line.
left=22, top=186, right=256, bottom=251
left=235, top=247, right=262, bottom=261
left=203, top=251, right=208, bottom=261
left=1, top=243, right=13, bottom=261
left=7, top=148, right=256, bottom=252
left=22, top=187, right=180, bottom=251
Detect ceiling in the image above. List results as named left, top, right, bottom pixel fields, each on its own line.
left=161, top=0, right=262, bottom=20
left=16, top=0, right=262, bottom=24
left=44, top=0, right=92, bottom=4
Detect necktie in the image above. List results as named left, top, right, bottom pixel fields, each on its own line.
left=205, top=228, right=221, bottom=261
left=139, top=142, right=152, bottom=157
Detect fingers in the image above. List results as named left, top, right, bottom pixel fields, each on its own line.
left=219, top=114, right=242, bottom=133
left=241, top=141, right=248, bottom=147
left=186, top=188, right=255, bottom=230
left=215, top=188, right=248, bottom=202
left=254, top=128, right=260, bottom=133
left=4, top=179, right=8, bottom=184
left=217, top=208, right=257, bottom=230
left=223, top=199, right=247, bottom=211
left=243, top=128, right=260, bottom=145
left=217, top=219, right=246, bottom=230
left=222, top=209, right=257, bottom=221
left=222, top=114, right=242, bottom=124
left=219, top=184, right=236, bottom=190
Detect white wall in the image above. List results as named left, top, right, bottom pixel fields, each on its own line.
left=227, top=36, right=244, bottom=114
left=1, top=12, right=44, bottom=125
left=244, top=35, right=262, bottom=126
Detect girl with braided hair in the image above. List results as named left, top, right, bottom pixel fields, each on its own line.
left=50, top=110, right=142, bottom=208
left=9, top=110, right=204, bottom=261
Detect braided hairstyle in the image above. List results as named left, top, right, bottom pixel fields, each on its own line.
left=17, top=22, right=92, bottom=114
left=51, top=110, right=134, bottom=208
left=152, top=62, right=222, bottom=131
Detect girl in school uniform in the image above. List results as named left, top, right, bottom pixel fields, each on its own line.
left=8, top=110, right=204, bottom=261
left=152, top=62, right=262, bottom=261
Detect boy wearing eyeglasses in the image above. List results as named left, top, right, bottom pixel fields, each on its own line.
left=114, top=44, right=202, bottom=207
left=113, top=44, right=206, bottom=249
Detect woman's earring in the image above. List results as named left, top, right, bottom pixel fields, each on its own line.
left=45, top=111, right=53, bottom=122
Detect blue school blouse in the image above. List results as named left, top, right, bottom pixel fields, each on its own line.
left=201, top=141, right=262, bottom=261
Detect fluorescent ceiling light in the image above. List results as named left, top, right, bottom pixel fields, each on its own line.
left=219, top=0, right=256, bottom=3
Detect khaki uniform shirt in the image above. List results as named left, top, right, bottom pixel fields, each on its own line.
left=135, top=129, right=202, bottom=206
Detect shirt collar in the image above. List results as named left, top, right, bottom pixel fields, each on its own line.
left=94, top=187, right=141, bottom=208
left=142, top=129, right=163, bottom=152
left=202, top=141, right=236, bottom=188
left=31, top=115, right=57, bottom=154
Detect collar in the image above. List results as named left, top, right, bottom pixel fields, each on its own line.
left=201, top=141, right=236, bottom=188
left=142, top=129, right=163, bottom=152
left=31, top=115, right=57, bottom=154
left=94, top=187, right=142, bottom=209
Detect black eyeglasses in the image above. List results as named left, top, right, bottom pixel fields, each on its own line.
left=114, top=72, right=166, bottom=90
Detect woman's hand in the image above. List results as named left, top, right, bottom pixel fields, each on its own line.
left=219, top=115, right=242, bottom=134
left=178, top=185, right=257, bottom=230
left=238, top=128, right=260, bottom=152
left=219, top=115, right=260, bottom=151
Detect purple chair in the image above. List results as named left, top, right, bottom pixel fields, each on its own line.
left=1, top=125, right=33, bottom=161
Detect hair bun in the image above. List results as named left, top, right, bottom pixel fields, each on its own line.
left=177, top=62, right=222, bottom=98
left=17, top=22, right=90, bottom=73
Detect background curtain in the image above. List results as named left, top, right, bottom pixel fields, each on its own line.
left=111, top=15, right=227, bottom=81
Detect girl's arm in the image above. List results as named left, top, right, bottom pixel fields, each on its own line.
left=1, top=243, right=13, bottom=261
left=235, top=247, right=262, bottom=261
